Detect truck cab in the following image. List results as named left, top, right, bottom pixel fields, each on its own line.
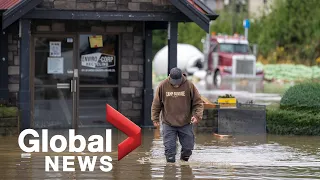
left=203, top=33, right=264, bottom=87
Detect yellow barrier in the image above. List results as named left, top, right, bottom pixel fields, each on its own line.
left=218, top=98, right=237, bottom=104
left=201, top=96, right=237, bottom=109
left=218, top=98, right=237, bottom=108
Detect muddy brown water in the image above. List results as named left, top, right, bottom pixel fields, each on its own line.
left=0, top=128, right=319, bottom=180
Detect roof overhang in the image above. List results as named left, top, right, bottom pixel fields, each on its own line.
left=23, top=10, right=192, bottom=22
left=2, top=0, right=219, bottom=32
left=2, top=0, right=43, bottom=29
left=169, top=0, right=219, bottom=32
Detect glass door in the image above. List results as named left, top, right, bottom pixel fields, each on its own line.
left=77, top=34, right=119, bottom=127
left=32, top=35, right=77, bottom=128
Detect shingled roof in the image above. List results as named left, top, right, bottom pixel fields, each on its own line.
left=0, top=0, right=20, bottom=10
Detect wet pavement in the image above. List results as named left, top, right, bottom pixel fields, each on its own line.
left=193, top=78, right=290, bottom=106
left=153, top=76, right=291, bottom=106
left=0, top=128, right=320, bottom=179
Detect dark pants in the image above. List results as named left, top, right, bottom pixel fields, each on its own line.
left=162, top=123, right=195, bottom=161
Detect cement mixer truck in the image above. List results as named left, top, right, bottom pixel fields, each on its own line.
left=153, top=43, right=205, bottom=76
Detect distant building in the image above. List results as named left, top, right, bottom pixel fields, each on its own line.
left=201, top=0, right=225, bottom=11
left=202, top=0, right=275, bottom=18
left=248, top=0, right=274, bottom=18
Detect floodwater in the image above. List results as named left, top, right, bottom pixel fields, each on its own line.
left=0, top=128, right=320, bottom=179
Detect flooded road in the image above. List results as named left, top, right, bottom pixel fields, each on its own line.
left=154, top=76, right=292, bottom=106
left=0, top=128, right=319, bottom=179
left=193, top=78, right=293, bottom=106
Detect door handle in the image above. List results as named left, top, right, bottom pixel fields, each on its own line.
left=70, top=80, right=74, bottom=92
left=70, top=80, right=77, bottom=92
left=57, top=83, right=70, bottom=89
left=73, top=79, right=77, bottom=93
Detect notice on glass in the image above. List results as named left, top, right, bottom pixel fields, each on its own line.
left=49, top=41, right=61, bottom=57
left=47, top=57, right=64, bottom=74
left=89, top=35, right=103, bottom=48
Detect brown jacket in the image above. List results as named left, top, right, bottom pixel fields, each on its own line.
left=151, top=74, right=204, bottom=127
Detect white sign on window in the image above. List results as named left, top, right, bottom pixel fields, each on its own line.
left=47, top=57, right=64, bottom=74
left=49, top=41, right=61, bottom=57
left=80, top=53, right=116, bottom=72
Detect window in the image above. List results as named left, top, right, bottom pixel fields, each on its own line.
left=79, top=34, right=119, bottom=85
left=219, top=43, right=251, bottom=54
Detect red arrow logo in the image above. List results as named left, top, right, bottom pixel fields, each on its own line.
left=106, top=104, right=141, bottom=160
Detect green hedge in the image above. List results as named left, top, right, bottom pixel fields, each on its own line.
left=259, top=63, right=320, bottom=82
left=267, top=109, right=320, bottom=135
left=0, top=107, right=18, bottom=118
left=266, top=82, right=320, bottom=135
left=280, top=82, right=320, bottom=111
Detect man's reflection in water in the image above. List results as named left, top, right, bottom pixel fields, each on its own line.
left=163, top=164, right=195, bottom=180
left=163, top=164, right=178, bottom=179
left=180, top=165, right=195, bottom=179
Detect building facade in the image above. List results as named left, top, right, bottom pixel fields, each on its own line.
left=248, top=0, right=274, bottom=18
left=0, top=0, right=218, bottom=131
left=201, top=0, right=274, bottom=18
left=201, top=0, right=225, bottom=11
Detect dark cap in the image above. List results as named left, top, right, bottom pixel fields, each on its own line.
left=169, top=67, right=182, bottom=86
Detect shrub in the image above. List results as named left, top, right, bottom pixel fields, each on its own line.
left=280, top=82, right=320, bottom=111
left=267, top=109, right=320, bottom=135
left=269, top=82, right=320, bottom=135
left=0, top=107, right=18, bottom=118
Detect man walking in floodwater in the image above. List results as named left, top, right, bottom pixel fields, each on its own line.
left=151, top=67, right=204, bottom=163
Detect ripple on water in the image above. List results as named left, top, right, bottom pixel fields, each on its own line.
left=142, top=136, right=320, bottom=179
left=1, top=133, right=320, bottom=179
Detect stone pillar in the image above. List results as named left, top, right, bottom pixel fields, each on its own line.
left=120, top=22, right=144, bottom=125
left=7, top=30, right=20, bottom=104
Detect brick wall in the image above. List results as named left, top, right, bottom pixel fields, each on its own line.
left=7, top=32, right=20, bottom=103
left=194, top=109, right=218, bottom=133
left=38, top=0, right=178, bottom=12
left=119, top=22, right=144, bottom=124
left=32, top=20, right=145, bottom=124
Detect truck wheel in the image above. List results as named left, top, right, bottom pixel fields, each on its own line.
left=214, top=70, right=222, bottom=87
left=204, top=72, right=212, bottom=90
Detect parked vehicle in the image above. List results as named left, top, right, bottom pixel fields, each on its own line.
left=202, top=33, right=264, bottom=87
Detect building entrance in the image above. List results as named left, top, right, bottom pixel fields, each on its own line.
left=31, top=34, right=119, bottom=129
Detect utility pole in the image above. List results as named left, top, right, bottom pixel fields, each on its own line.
left=230, top=0, right=248, bottom=34
left=231, top=0, right=236, bottom=34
